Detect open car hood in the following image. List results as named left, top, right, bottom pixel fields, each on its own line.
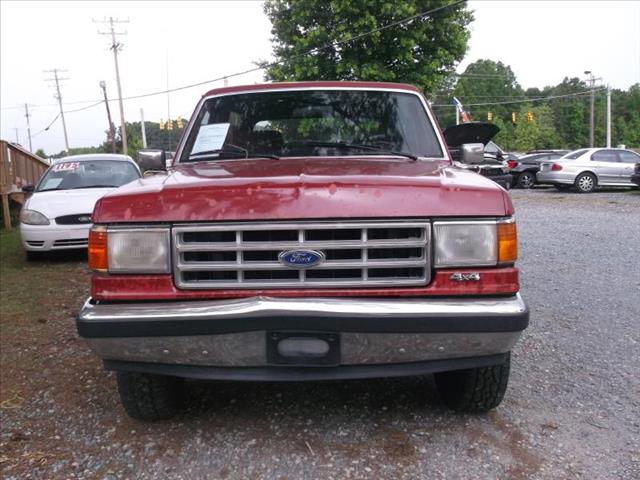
left=443, top=122, right=500, bottom=147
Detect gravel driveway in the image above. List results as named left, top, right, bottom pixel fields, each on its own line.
left=1, top=188, right=639, bottom=479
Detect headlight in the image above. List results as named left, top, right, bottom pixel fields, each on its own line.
left=88, top=226, right=171, bottom=273
left=433, top=219, right=517, bottom=267
left=20, top=209, right=50, bottom=225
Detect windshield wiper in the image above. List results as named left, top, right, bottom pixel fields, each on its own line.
left=248, top=152, right=280, bottom=160
left=189, top=144, right=249, bottom=160
left=71, top=185, right=118, bottom=189
left=189, top=147, right=280, bottom=161
left=288, top=141, right=418, bottom=161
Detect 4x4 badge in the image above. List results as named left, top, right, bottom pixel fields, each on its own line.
left=450, top=272, right=481, bottom=282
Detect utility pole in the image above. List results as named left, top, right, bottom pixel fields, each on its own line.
left=44, top=69, right=70, bottom=151
left=140, top=108, right=147, bottom=149
left=24, top=104, right=33, bottom=151
left=14, top=128, right=19, bottom=144
left=99, top=81, right=117, bottom=153
left=606, top=85, right=611, bottom=148
left=166, top=48, right=171, bottom=152
left=584, top=71, right=602, bottom=148
left=96, top=17, right=129, bottom=155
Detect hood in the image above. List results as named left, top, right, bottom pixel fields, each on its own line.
left=25, top=188, right=115, bottom=219
left=443, top=122, right=500, bottom=147
left=93, top=157, right=512, bottom=223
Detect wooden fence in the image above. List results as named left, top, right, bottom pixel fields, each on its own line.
left=0, top=140, right=50, bottom=230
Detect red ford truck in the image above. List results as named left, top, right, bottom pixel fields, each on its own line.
left=77, top=82, right=528, bottom=420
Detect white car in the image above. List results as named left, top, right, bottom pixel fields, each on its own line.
left=536, top=148, right=640, bottom=193
left=20, top=154, right=141, bottom=259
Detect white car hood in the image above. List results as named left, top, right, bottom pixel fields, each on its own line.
left=24, top=188, right=115, bottom=220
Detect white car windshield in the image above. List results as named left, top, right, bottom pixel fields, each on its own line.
left=180, top=89, right=444, bottom=162
left=37, top=160, right=140, bottom=192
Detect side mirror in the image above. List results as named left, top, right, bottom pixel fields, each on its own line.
left=138, top=149, right=166, bottom=171
left=460, top=143, right=485, bottom=164
left=22, top=184, right=35, bottom=193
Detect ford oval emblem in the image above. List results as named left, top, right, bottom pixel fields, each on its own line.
left=279, top=249, right=325, bottom=269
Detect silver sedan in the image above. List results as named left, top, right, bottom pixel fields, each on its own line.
left=536, top=148, right=640, bottom=193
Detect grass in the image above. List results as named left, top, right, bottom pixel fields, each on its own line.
left=0, top=228, right=89, bottom=321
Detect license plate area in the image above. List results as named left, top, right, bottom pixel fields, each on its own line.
left=267, top=332, right=340, bottom=366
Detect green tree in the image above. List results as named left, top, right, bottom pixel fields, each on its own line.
left=111, top=121, right=185, bottom=160
left=513, top=104, right=558, bottom=151
left=432, top=59, right=524, bottom=130
left=537, top=77, right=589, bottom=149
left=262, top=0, right=473, bottom=93
left=612, top=84, right=640, bottom=147
left=453, top=59, right=523, bottom=124
left=34, top=148, right=47, bottom=159
left=492, top=116, right=515, bottom=150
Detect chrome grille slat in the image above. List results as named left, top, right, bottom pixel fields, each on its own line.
left=173, top=221, right=431, bottom=289
left=176, top=259, right=427, bottom=271
left=175, top=240, right=428, bottom=252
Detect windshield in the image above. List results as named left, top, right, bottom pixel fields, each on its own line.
left=180, top=89, right=443, bottom=162
left=37, top=160, right=140, bottom=192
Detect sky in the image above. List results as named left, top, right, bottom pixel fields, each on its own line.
left=1, top=0, right=639, bottom=155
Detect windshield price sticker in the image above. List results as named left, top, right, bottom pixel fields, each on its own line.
left=52, top=162, right=80, bottom=172
left=192, top=123, right=230, bottom=154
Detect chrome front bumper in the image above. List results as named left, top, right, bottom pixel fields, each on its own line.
left=78, top=295, right=528, bottom=369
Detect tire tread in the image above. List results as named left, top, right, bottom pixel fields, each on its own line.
left=434, top=353, right=510, bottom=413
left=116, top=372, right=183, bottom=421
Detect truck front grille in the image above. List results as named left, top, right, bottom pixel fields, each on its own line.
left=173, top=221, right=431, bottom=289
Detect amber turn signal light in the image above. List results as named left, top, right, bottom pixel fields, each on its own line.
left=88, top=226, right=108, bottom=272
left=497, top=221, right=518, bottom=264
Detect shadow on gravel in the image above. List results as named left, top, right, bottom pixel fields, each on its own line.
left=31, top=249, right=87, bottom=263
left=180, top=375, right=444, bottom=422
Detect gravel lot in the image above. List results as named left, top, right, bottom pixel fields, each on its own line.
left=1, top=188, right=639, bottom=479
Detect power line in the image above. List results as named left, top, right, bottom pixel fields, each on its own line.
left=5, top=0, right=467, bottom=115
left=123, top=0, right=469, bottom=101
left=431, top=88, right=605, bottom=107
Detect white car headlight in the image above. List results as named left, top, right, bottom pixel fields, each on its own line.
left=106, top=228, right=171, bottom=273
left=20, top=209, right=50, bottom=225
left=433, top=219, right=518, bottom=267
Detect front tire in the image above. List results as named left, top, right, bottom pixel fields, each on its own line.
left=575, top=172, right=597, bottom=193
left=516, top=171, right=536, bottom=189
left=434, top=353, right=511, bottom=413
left=116, top=372, right=184, bottom=421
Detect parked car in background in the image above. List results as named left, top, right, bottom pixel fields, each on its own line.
left=509, top=151, right=568, bottom=188
left=537, top=148, right=640, bottom=193
left=20, top=154, right=141, bottom=259
left=486, top=140, right=520, bottom=164
left=443, top=122, right=513, bottom=189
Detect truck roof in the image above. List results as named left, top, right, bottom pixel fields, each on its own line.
left=202, top=81, right=423, bottom=98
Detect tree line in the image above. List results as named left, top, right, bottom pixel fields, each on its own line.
left=432, top=59, right=639, bottom=151
left=46, top=0, right=638, bottom=157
